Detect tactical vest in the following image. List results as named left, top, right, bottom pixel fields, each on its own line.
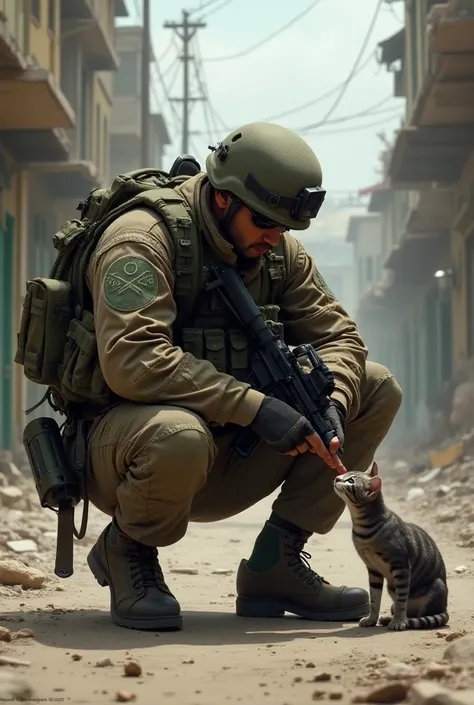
left=14, top=169, right=287, bottom=421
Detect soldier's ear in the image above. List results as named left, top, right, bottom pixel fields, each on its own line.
left=214, top=189, right=231, bottom=210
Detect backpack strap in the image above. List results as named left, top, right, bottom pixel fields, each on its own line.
left=136, top=187, right=202, bottom=318
left=261, top=237, right=287, bottom=305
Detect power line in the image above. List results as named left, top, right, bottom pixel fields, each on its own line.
left=193, top=94, right=398, bottom=138
left=199, top=0, right=235, bottom=20
left=262, top=51, right=377, bottom=122
left=190, top=0, right=222, bottom=14
left=309, top=0, right=384, bottom=129
left=303, top=110, right=401, bottom=136
left=298, top=94, right=394, bottom=132
left=202, top=0, right=322, bottom=62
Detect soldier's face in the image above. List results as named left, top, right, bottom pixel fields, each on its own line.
left=214, top=190, right=286, bottom=259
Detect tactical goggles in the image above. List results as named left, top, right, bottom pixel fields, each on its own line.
left=245, top=173, right=326, bottom=222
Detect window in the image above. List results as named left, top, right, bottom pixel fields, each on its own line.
left=114, top=51, right=140, bottom=96
left=31, top=0, right=40, bottom=23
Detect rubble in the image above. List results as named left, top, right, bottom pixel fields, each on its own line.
left=443, top=636, right=474, bottom=665
left=0, top=559, right=46, bottom=589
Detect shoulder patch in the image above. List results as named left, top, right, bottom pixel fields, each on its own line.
left=103, top=255, right=158, bottom=311
left=313, top=267, right=335, bottom=299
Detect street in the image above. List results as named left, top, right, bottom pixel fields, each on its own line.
left=1, top=479, right=473, bottom=704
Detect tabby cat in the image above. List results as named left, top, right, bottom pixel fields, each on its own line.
left=333, top=462, right=449, bottom=631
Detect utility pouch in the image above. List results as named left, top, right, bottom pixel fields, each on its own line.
left=59, top=310, right=112, bottom=406
left=14, top=278, right=73, bottom=386
left=204, top=329, right=226, bottom=372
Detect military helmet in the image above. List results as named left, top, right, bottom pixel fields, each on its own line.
left=206, top=122, right=325, bottom=231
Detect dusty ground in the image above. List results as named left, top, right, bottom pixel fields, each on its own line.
left=0, top=460, right=473, bottom=704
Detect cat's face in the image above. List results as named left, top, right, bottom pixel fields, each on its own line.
left=333, top=461, right=382, bottom=507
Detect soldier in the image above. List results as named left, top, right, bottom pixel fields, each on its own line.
left=83, top=122, right=402, bottom=631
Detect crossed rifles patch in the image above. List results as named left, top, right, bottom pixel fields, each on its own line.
left=103, top=256, right=159, bottom=312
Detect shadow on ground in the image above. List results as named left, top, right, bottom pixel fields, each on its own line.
left=0, top=609, right=393, bottom=651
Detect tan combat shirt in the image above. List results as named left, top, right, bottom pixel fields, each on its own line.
left=86, top=173, right=368, bottom=427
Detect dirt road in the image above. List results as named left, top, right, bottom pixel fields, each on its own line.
left=0, top=482, right=473, bottom=704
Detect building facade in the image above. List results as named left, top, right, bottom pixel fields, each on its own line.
left=109, top=25, right=171, bottom=176
left=351, top=0, right=474, bottom=447
left=0, top=0, right=128, bottom=450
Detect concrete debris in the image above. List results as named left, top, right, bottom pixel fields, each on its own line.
left=6, top=539, right=38, bottom=554
left=443, top=636, right=474, bottom=665
left=410, top=680, right=474, bottom=704
left=0, top=559, right=46, bottom=589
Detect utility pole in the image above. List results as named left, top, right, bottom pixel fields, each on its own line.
left=140, top=0, right=151, bottom=165
left=164, top=10, right=206, bottom=154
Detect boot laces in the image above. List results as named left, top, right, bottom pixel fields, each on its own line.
left=127, top=543, right=171, bottom=595
left=285, top=537, right=327, bottom=587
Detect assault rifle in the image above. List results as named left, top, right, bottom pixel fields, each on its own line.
left=205, top=261, right=341, bottom=459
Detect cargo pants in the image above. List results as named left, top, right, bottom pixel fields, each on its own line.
left=85, top=361, right=402, bottom=546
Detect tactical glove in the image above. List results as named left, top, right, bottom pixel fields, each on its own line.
left=321, top=400, right=346, bottom=454
left=250, top=396, right=315, bottom=454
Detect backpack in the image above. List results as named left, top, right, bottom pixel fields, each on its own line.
left=14, top=165, right=203, bottom=419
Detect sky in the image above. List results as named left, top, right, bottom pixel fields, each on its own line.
left=118, top=0, right=405, bottom=239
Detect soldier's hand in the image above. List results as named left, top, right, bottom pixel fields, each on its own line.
left=250, top=396, right=346, bottom=472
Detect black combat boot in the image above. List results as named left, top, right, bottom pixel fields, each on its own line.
left=236, top=521, right=369, bottom=621
left=87, top=519, right=182, bottom=631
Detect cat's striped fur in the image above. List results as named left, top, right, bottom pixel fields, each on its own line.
left=333, top=461, right=449, bottom=631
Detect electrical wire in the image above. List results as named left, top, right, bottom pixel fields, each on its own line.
left=190, top=0, right=222, bottom=15
left=262, top=51, right=377, bottom=122
left=202, top=0, right=322, bottom=62
left=308, top=0, right=384, bottom=129
left=298, top=94, right=394, bottom=131
left=303, top=110, right=402, bottom=136
left=199, top=0, right=235, bottom=20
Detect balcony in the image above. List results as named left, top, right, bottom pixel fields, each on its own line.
left=27, top=160, right=101, bottom=199
left=0, top=127, right=70, bottom=162
left=388, top=125, right=474, bottom=189
left=412, top=53, right=474, bottom=127
left=0, top=67, right=75, bottom=130
left=428, top=1, right=474, bottom=54
left=60, top=0, right=119, bottom=71
left=404, top=188, right=454, bottom=235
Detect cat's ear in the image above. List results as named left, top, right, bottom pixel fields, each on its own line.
left=365, top=461, right=379, bottom=476
left=370, top=475, right=383, bottom=493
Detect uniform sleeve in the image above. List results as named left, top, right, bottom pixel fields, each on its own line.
left=88, top=227, right=264, bottom=427
left=279, top=237, right=368, bottom=422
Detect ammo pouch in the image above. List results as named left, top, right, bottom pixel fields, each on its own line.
left=59, top=309, right=113, bottom=407
left=180, top=305, right=284, bottom=381
left=15, top=277, right=73, bottom=386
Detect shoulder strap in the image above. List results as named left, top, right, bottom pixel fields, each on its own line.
left=262, top=237, right=287, bottom=305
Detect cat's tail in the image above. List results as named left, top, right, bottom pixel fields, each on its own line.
left=407, top=612, right=449, bottom=629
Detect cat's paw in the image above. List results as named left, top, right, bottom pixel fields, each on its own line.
left=359, top=616, right=378, bottom=628
left=387, top=618, right=408, bottom=631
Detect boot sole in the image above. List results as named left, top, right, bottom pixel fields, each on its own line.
left=87, top=549, right=183, bottom=631
left=235, top=596, right=370, bottom=622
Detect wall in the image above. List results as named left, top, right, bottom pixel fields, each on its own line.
left=352, top=217, right=382, bottom=300
left=451, top=153, right=474, bottom=372
left=29, top=0, right=61, bottom=80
